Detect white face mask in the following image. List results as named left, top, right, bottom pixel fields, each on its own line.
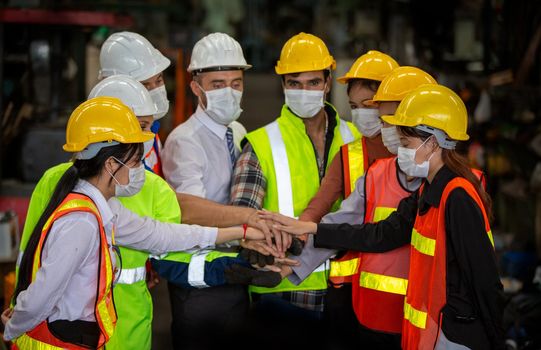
left=351, top=108, right=382, bottom=137
left=284, top=88, right=325, bottom=119
left=143, top=138, right=154, bottom=157
left=199, top=84, right=243, bottom=125
left=107, top=157, right=146, bottom=197
left=149, top=85, right=169, bottom=120
left=397, top=137, right=435, bottom=178
left=381, top=126, right=401, bottom=155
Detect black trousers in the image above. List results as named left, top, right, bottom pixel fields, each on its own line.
left=167, top=283, right=249, bottom=350
left=48, top=320, right=99, bottom=348
left=324, top=284, right=401, bottom=350
left=324, top=284, right=361, bottom=349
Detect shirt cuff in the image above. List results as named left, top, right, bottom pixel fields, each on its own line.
left=198, top=227, right=218, bottom=248
left=3, top=323, right=16, bottom=341
left=313, top=224, right=335, bottom=248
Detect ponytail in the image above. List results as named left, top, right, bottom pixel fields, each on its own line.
left=14, top=165, right=80, bottom=301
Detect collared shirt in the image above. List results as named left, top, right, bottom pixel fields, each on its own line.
left=5, top=180, right=218, bottom=341
left=162, top=106, right=246, bottom=204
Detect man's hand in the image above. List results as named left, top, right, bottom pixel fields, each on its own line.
left=246, top=210, right=274, bottom=249
left=287, top=237, right=305, bottom=256
left=224, top=264, right=282, bottom=288
left=240, top=239, right=281, bottom=258
left=247, top=210, right=291, bottom=257
left=239, top=247, right=275, bottom=269
left=258, top=210, right=317, bottom=236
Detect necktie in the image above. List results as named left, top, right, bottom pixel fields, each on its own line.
left=226, top=127, right=236, bottom=167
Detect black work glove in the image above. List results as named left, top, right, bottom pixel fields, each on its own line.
left=287, top=237, right=305, bottom=256
left=239, top=247, right=274, bottom=267
left=224, top=264, right=282, bottom=288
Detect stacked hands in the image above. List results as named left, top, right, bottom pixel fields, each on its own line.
left=225, top=210, right=317, bottom=288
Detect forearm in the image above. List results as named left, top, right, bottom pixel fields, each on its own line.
left=151, top=254, right=249, bottom=289
left=177, top=192, right=254, bottom=227
left=111, top=198, right=218, bottom=253
left=314, top=193, right=417, bottom=252
left=216, top=227, right=259, bottom=245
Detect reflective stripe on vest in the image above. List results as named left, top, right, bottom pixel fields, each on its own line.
left=15, top=193, right=116, bottom=349
left=402, top=177, right=493, bottom=349
left=116, top=266, right=147, bottom=285
left=265, top=122, right=294, bottom=217
left=353, top=157, right=412, bottom=334
left=329, top=257, right=359, bottom=278
left=411, top=228, right=436, bottom=256
left=246, top=106, right=360, bottom=294
left=188, top=249, right=211, bottom=288
left=329, top=139, right=368, bottom=285
left=404, top=301, right=428, bottom=329
left=341, top=138, right=367, bottom=197
left=359, top=271, right=408, bottom=295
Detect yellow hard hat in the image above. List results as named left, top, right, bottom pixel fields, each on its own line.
left=367, top=66, right=437, bottom=104
left=275, top=32, right=336, bottom=75
left=381, top=84, right=469, bottom=141
left=63, top=96, right=154, bottom=153
left=337, top=50, right=399, bottom=84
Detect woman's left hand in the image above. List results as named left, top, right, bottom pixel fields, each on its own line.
left=1, top=308, right=13, bottom=326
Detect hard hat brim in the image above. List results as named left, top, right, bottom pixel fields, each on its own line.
left=137, top=56, right=171, bottom=82
left=381, top=114, right=413, bottom=127
left=188, top=64, right=252, bottom=73
left=336, top=75, right=349, bottom=84
left=381, top=114, right=470, bottom=141
left=63, top=130, right=155, bottom=153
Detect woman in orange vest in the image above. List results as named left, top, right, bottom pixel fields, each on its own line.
left=1, top=97, right=265, bottom=349
left=262, top=84, right=505, bottom=349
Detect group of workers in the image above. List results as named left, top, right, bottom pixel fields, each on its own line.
left=0, top=29, right=505, bottom=350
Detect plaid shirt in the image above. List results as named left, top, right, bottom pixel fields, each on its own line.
left=230, top=122, right=336, bottom=312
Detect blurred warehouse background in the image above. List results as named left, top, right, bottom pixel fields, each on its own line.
left=1, top=0, right=541, bottom=349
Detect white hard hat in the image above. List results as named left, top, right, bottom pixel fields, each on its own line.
left=88, top=75, right=159, bottom=117
left=188, top=32, right=251, bottom=74
left=99, top=31, right=171, bottom=82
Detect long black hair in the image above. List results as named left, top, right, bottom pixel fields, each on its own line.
left=13, top=142, right=142, bottom=303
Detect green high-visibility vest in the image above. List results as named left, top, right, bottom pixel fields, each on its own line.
left=16, top=162, right=180, bottom=350
left=246, top=103, right=359, bottom=294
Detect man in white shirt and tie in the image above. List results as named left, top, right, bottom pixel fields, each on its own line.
left=160, top=32, right=253, bottom=349
left=162, top=32, right=249, bottom=200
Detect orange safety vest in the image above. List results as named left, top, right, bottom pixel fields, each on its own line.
left=401, top=177, right=493, bottom=350
left=144, top=134, right=163, bottom=177
left=352, top=157, right=411, bottom=334
left=13, top=193, right=117, bottom=350
left=328, top=138, right=368, bottom=287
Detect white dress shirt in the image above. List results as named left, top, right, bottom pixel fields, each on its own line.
left=161, top=106, right=247, bottom=204
left=4, top=179, right=217, bottom=341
